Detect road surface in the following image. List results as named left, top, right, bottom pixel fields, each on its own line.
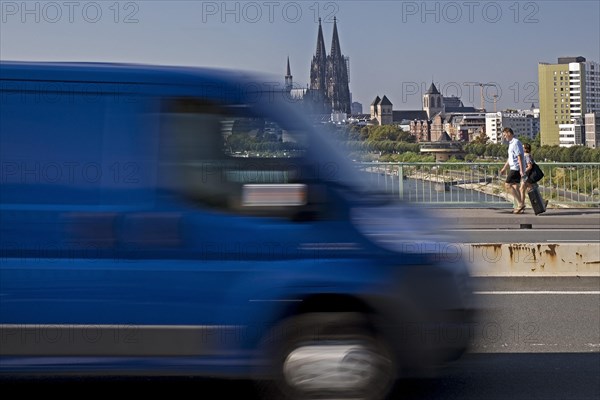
left=2, top=278, right=598, bottom=399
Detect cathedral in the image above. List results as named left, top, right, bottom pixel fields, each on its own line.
left=286, top=17, right=351, bottom=116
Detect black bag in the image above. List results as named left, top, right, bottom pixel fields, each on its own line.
left=529, top=162, right=544, bottom=183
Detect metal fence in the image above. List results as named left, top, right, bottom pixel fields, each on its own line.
left=358, top=162, right=600, bottom=207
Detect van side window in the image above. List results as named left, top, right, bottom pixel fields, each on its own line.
left=159, top=98, right=314, bottom=217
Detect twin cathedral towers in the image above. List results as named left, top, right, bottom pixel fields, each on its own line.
left=285, top=17, right=351, bottom=115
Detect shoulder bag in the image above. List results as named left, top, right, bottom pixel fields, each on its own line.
left=529, top=162, right=544, bottom=183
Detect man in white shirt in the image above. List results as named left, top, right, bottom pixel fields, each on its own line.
left=499, top=127, right=526, bottom=213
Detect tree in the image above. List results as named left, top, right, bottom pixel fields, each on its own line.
left=396, top=130, right=416, bottom=143
left=532, top=133, right=541, bottom=149
left=348, top=125, right=362, bottom=141
left=472, top=131, right=490, bottom=144
left=465, top=143, right=485, bottom=157
left=359, top=126, right=370, bottom=141
left=518, top=135, right=531, bottom=145
left=369, top=126, right=399, bottom=141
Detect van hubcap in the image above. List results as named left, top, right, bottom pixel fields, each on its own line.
left=283, top=343, right=387, bottom=395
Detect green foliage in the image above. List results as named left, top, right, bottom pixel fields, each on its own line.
left=531, top=133, right=541, bottom=148
left=379, top=152, right=434, bottom=162
left=531, top=145, right=600, bottom=163
left=396, top=130, right=416, bottom=143
left=359, top=126, right=370, bottom=141
left=342, top=141, right=420, bottom=154
left=347, top=124, right=363, bottom=141
left=345, top=125, right=416, bottom=143
left=342, top=124, right=587, bottom=163
left=464, top=143, right=486, bottom=157
left=463, top=140, right=600, bottom=163
left=518, top=135, right=531, bottom=145
left=369, top=125, right=400, bottom=141
left=472, top=131, right=490, bottom=144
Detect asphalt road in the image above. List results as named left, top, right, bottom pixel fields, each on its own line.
left=2, top=355, right=598, bottom=400
left=2, top=278, right=598, bottom=399
left=432, top=207, right=600, bottom=243
left=2, top=354, right=598, bottom=399
left=429, top=207, right=600, bottom=231
left=470, top=277, right=600, bottom=353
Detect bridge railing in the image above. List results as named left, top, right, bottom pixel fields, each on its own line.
left=357, top=162, right=600, bottom=207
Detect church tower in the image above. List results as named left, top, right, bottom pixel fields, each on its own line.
left=423, top=82, right=444, bottom=119
left=310, top=18, right=327, bottom=92
left=285, top=56, right=293, bottom=92
left=305, top=17, right=351, bottom=115
left=326, top=17, right=351, bottom=115
left=378, top=95, right=393, bottom=125
left=370, top=96, right=381, bottom=121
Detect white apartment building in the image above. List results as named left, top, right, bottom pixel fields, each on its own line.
left=558, top=122, right=582, bottom=147
left=556, top=61, right=600, bottom=147
left=568, top=60, right=600, bottom=119
left=485, top=110, right=540, bottom=144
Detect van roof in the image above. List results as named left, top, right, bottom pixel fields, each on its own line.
left=0, top=60, right=254, bottom=87
left=0, top=61, right=279, bottom=104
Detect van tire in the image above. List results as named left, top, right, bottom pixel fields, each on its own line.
left=257, top=312, right=395, bottom=400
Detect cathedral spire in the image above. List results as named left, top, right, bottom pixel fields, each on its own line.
left=326, top=16, right=351, bottom=115
left=315, top=18, right=327, bottom=60
left=310, top=18, right=328, bottom=94
left=285, top=56, right=293, bottom=91
left=330, top=17, right=342, bottom=59
left=309, top=17, right=350, bottom=115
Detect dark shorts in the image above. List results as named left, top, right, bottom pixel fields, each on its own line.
left=506, top=170, right=521, bottom=184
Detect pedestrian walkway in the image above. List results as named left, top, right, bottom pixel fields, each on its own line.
left=425, top=207, right=600, bottom=230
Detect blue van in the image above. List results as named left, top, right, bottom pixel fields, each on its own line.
left=0, top=61, right=474, bottom=400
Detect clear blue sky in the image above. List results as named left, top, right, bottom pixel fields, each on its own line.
left=1, top=1, right=599, bottom=111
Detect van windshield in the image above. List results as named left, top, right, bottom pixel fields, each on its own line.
left=248, top=94, right=391, bottom=202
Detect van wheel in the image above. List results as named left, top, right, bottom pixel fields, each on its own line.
left=258, top=312, right=395, bottom=400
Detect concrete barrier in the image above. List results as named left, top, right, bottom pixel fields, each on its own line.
left=459, top=243, right=600, bottom=277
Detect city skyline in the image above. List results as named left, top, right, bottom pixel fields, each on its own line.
left=1, top=1, right=599, bottom=111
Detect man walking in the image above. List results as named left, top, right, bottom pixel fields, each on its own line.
left=499, top=127, right=526, bottom=213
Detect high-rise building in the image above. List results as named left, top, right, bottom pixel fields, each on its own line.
left=585, top=112, right=600, bottom=148
left=538, top=57, right=600, bottom=147
left=351, top=102, right=363, bottom=115
left=485, top=110, right=539, bottom=144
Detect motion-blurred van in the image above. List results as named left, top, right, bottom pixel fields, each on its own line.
left=0, top=61, right=474, bottom=400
